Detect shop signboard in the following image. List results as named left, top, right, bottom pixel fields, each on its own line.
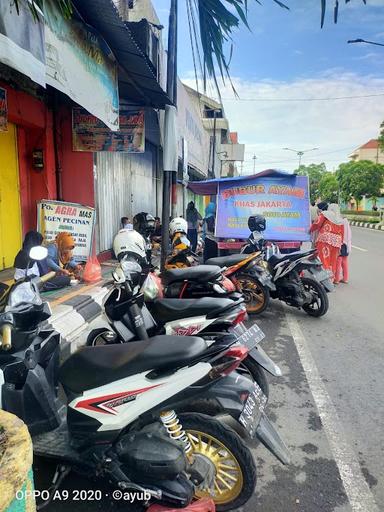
left=72, top=107, right=145, bottom=152
left=0, top=87, right=7, bottom=131
left=216, top=175, right=310, bottom=241
left=37, top=200, right=96, bottom=262
left=44, top=0, right=119, bottom=131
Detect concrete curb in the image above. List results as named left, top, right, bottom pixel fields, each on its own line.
left=350, top=221, right=384, bottom=231
left=43, top=284, right=110, bottom=360
left=0, top=410, right=35, bottom=512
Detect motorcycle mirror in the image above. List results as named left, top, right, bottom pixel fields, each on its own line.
left=29, top=246, right=48, bottom=261
left=112, top=267, right=126, bottom=284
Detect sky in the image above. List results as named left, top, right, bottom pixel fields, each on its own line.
left=154, top=0, right=384, bottom=173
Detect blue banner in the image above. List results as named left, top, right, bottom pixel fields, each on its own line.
left=216, top=175, right=310, bottom=241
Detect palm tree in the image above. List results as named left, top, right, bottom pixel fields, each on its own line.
left=14, top=0, right=366, bottom=90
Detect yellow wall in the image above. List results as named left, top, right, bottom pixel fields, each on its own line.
left=0, top=124, right=22, bottom=270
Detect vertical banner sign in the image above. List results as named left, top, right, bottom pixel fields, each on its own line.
left=72, top=107, right=145, bottom=152
left=0, top=87, right=7, bottom=131
left=216, top=176, right=310, bottom=241
left=37, top=200, right=96, bottom=262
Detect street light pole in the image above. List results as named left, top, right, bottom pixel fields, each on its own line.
left=161, top=0, right=178, bottom=270
left=348, top=38, right=384, bottom=47
left=212, top=110, right=217, bottom=177
left=252, top=154, right=257, bottom=173
left=283, top=147, right=319, bottom=168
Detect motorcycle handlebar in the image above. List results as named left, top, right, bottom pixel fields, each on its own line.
left=1, top=324, right=12, bottom=350
left=40, top=271, right=57, bottom=284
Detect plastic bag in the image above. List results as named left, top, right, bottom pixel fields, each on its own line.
left=141, top=272, right=163, bottom=300
left=82, top=256, right=102, bottom=283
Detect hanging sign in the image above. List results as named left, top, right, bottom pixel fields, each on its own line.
left=37, top=200, right=96, bottom=262
left=44, top=0, right=119, bottom=131
left=72, top=107, right=145, bottom=152
left=0, top=87, right=7, bottom=131
left=216, top=175, right=311, bottom=241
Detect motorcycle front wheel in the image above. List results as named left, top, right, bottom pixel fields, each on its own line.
left=179, top=413, right=257, bottom=512
left=236, top=273, right=270, bottom=315
left=301, top=277, right=329, bottom=317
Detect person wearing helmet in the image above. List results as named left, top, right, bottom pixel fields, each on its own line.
left=186, top=202, right=202, bottom=252
left=133, top=212, right=156, bottom=238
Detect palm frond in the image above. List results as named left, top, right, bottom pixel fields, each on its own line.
left=12, top=0, right=73, bottom=20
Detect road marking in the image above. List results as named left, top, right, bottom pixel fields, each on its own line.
left=351, top=245, right=368, bottom=252
left=285, top=312, right=379, bottom=512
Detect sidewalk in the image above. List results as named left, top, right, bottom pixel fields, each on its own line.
left=350, top=220, right=384, bottom=231
left=0, top=262, right=118, bottom=360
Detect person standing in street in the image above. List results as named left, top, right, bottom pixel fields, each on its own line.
left=203, top=202, right=218, bottom=262
left=186, top=201, right=202, bottom=252
left=310, top=203, right=344, bottom=282
left=335, top=215, right=351, bottom=284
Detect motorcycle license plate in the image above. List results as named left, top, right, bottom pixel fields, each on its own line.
left=239, top=382, right=267, bottom=437
left=230, top=323, right=265, bottom=351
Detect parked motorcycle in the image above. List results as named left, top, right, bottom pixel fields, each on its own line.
left=240, top=215, right=331, bottom=317
left=85, top=258, right=282, bottom=398
left=0, top=247, right=290, bottom=511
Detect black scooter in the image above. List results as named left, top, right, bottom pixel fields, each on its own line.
left=0, top=248, right=290, bottom=511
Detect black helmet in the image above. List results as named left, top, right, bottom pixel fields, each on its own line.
left=133, top=212, right=156, bottom=236
left=248, top=215, right=266, bottom=232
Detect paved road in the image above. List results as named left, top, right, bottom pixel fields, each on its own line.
left=34, top=226, right=383, bottom=512
left=246, top=226, right=384, bottom=512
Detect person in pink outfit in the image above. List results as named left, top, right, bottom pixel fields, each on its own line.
left=335, top=216, right=352, bottom=284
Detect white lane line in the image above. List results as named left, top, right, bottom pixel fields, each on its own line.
left=351, top=245, right=368, bottom=252
left=285, top=312, right=379, bottom=512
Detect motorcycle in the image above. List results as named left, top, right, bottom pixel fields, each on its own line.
left=85, top=259, right=282, bottom=398
left=0, top=247, right=290, bottom=511
left=242, top=236, right=330, bottom=317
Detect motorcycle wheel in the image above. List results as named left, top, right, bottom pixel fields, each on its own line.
left=86, top=328, right=120, bottom=346
left=179, top=413, right=256, bottom=511
left=301, top=277, right=329, bottom=317
left=236, top=273, right=270, bottom=315
left=238, top=357, right=269, bottom=399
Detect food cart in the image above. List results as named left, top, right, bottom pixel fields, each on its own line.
left=187, top=169, right=311, bottom=255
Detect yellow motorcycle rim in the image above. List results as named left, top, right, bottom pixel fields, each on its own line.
left=186, top=429, right=244, bottom=505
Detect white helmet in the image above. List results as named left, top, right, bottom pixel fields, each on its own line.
left=113, top=229, right=146, bottom=262
left=169, top=217, right=188, bottom=237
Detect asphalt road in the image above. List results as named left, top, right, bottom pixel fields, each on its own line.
left=33, top=226, right=384, bottom=512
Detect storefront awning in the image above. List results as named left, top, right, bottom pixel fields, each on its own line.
left=73, top=0, right=171, bottom=109
left=187, top=169, right=296, bottom=195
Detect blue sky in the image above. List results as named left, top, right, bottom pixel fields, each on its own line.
left=154, top=0, right=384, bottom=172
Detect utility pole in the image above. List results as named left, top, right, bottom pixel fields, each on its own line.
left=283, top=147, right=319, bottom=168
left=161, top=0, right=178, bottom=270
left=252, top=154, right=257, bottom=173
left=212, top=110, right=217, bottom=177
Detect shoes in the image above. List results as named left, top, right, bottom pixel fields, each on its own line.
left=334, top=281, right=340, bottom=285
left=341, top=280, right=348, bottom=284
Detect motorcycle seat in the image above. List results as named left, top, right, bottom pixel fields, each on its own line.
left=269, top=249, right=316, bottom=268
left=162, top=265, right=222, bottom=285
left=151, top=297, right=236, bottom=322
left=205, top=254, right=250, bottom=267
left=59, top=336, right=208, bottom=393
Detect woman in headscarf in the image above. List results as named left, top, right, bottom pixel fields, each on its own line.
left=186, top=201, right=202, bottom=252
left=14, top=231, right=72, bottom=290
left=14, top=231, right=44, bottom=280
left=46, top=232, right=80, bottom=276
left=203, top=201, right=218, bottom=262
left=309, top=203, right=344, bottom=282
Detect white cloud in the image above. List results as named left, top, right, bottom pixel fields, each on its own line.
left=182, top=71, right=384, bottom=173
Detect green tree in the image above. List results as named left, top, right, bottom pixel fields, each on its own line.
left=336, top=160, right=384, bottom=209
left=378, top=121, right=384, bottom=153
left=318, top=172, right=339, bottom=203
left=297, top=163, right=327, bottom=203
